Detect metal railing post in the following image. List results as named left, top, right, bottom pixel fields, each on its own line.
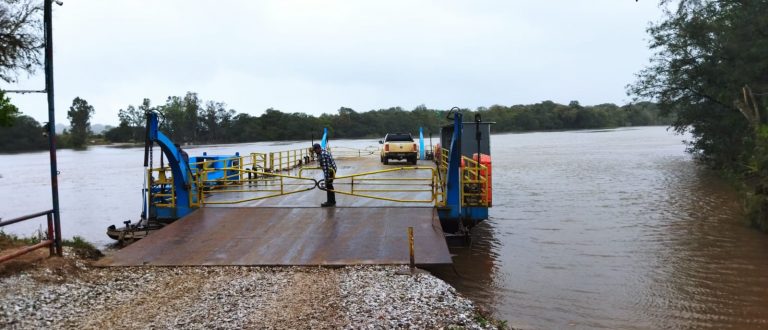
left=47, top=212, right=54, bottom=256
left=239, top=156, right=244, bottom=182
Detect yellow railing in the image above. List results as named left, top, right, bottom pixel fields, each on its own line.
left=461, top=156, right=490, bottom=207
left=435, top=148, right=490, bottom=207
left=193, top=165, right=438, bottom=205
left=298, top=166, right=321, bottom=178
left=189, top=156, right=244, bottom=183
left=250, top=152, right=269, bottom=171
left=328, top=146, right=378, bottom=159
left=269, top=148, right=314, bottom=172
left=148, top=167, right=176, bottom=208
left=145, top=146, right=488, bottom=210
left=198, top=168, right=318, bottom=205
left=148, top=154, right=255, bottom=209
left=333, top=166, right=438, bottom=204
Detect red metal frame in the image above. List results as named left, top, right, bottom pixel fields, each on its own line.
left=0, top=210, right=61, bottom=263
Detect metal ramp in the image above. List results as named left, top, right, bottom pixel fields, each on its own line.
left=97, top=207, right=451, bottom=266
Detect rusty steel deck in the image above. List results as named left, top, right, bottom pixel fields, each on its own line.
left=97, top=206, right=451, bottom=266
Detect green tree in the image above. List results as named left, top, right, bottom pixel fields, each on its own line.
left=630, top=0, right=768, bottom=170
left=0, top=114, right=46, bottom=152
left=182, top=92, right=200, bottom=143
left=0, top=0, right=42, bottom=83
left=199, top=100, right=234, bottom=142
left=67, top=97, right=94, bottom=149
left=0, top=0, right=40, bottom=126
left=0, top=90, right=19, bottom=127
left=119, top=99, right=153, bottom=140
left=103, top=122, right=133, bottom=143
left=630, top=0, right=768, bottom=229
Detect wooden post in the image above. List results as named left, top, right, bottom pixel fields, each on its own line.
left=408, top=226, right=415, bottom=272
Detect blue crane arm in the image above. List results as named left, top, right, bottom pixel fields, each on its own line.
left=147, top=112, right=194, bottom=218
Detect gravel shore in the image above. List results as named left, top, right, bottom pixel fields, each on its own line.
left=0, top=249, right=499, bottom=329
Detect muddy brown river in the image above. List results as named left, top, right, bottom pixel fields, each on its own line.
left=2, top=126, right=768, bottom=328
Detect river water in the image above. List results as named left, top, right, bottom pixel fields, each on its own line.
left=2, top=126, right=768, bottom=329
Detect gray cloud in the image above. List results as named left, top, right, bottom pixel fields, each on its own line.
left=2, top=0, right=662, bottom=126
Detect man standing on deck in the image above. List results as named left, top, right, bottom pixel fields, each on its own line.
left=313, top=143, right=337, bottom=207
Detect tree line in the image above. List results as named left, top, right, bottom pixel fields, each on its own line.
left=0, top=93, right=95, bottom=152
left=102, top=93, right=669, bottom=144
left=0, top=93, right=670, bottom=153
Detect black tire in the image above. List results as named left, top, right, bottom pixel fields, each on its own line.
left=384, top=157, right=389, bottom=165
left=410, top=156, right=417, bottom=165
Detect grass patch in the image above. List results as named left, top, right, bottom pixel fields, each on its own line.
left=62, top=236, right=103, bottom=260
left=474, top=307, right=511, bottom=329
left=0, top=232, right=102, bottom=259
left=0, top=231, right=41, bottom=250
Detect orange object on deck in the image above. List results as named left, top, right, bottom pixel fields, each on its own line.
left=472, top=153, right=492, bottom=206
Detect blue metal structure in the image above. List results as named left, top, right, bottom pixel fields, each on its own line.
left=132, top=112, right=488, bottom=238
left=320, top=127, right=328, bottom=149
left=146, top=113, right=195, bottom=219
left=142, top=112, right=242, bottom=222
left=437, top=110, right=491, bottom=234
left=419, top=127, right=425, bottom=160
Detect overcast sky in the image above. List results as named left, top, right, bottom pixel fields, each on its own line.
left=2, top=0, right=662, bottom=126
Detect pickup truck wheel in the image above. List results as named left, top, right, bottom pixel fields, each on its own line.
left=383, top=157, right=389, bottom=165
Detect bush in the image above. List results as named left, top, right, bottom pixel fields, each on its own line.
left=62, top=236, right=103, bottom=260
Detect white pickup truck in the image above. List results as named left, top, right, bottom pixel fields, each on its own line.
left=379, top=133, right=418, bottom=165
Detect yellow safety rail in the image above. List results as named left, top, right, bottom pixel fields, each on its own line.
left=332, top=166, right=438, bottom=204
left=461, top=156, right=490, bottom=207
left=435, top=148, right=490, bottom=207
left=438, top=147, right=450, bottom=169
left=269, top=148, right=314, bottom=172
left=328, top=146, right=378, bottom=159
left=148, top=154, right=256, bottom=209
left=148, top=167, right=176, bottom=208
left=250, top=152, right=269, bottom=171
left=197, top=167, right=318, bottom=205
left=298, top=166, right=321, bottom=178
left=144, top=146, right=470, bottom=209
left=189, top=156, right=244, bottom=183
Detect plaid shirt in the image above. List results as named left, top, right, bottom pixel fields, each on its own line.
left=317, top=149, right=337, bottom=179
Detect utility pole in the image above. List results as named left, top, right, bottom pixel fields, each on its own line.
left=44, top=0, right=62, bottom=256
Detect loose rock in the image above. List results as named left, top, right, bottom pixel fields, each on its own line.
left=0, top=251, right=498, bottom=329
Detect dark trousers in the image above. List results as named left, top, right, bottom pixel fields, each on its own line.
left=325, top=179, right=335, bottom=203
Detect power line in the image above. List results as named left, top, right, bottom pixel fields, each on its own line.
left=1, top=89, right=46, bottom=94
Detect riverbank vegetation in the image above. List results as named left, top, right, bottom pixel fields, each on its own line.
left=0, top=231, right=101, bottom=261
left=0, top=96, right=670, bottom=153
left=631, top=0, right=768, bottom=230
left=103, top=96, right=669, bottom=143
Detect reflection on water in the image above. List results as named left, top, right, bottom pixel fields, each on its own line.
left=2, top=127, right=768, bottom=328
left=433, top=127, right=768, bottom=329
